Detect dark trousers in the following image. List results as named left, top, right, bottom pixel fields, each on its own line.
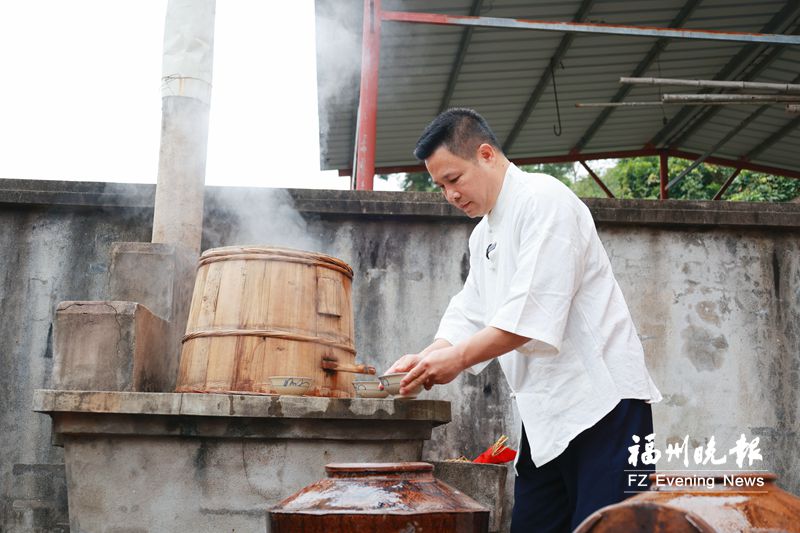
left=510, top=399, right=655, bottom=532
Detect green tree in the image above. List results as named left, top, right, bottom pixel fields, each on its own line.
left=376, top=171, right=437, bottom=192
left=380, top=157, right=800, bottom=201
left=601, top=157, right=725, bottom=200
left=518, top=162, right=577, bottom=186
left=571, top=168, right=624, bottom=198
left=724, top=171, right=800, bottom=202
left=598, top=157, right=800, bottom=201
left=402, top=171, right=438, bottom=192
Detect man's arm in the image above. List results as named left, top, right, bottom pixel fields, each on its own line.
left=399, top=326, right=530, bottom=395
left=388, top=238, right=485, bottom=376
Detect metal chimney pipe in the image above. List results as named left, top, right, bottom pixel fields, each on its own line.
left=152, top=0, right=216, bottom=253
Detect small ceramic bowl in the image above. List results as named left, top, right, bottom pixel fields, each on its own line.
left=352, top=380, right=389, bottom=399
left=269, top=376, right=311, bottom=396
left=378, top=372, right=421, bottom=399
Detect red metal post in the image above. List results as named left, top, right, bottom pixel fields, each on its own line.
left=354, top=0, right=382, bottom=190
left=659, top=151, right=669, bottom=199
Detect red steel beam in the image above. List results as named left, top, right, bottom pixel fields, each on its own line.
left=512, top=148, right=660, bottom=165
left=379, top=10, right=800, bottom=44
left=339, top=148, right=800, bottom=181
left=354, top=0, right=382, bottom=190
left=713, top=168, right=743, bottom=200
left=579, top=160, right=615, bottom=198
left=339, top=148, right=661, bottom=176
left=669, top=149, right=800, bottom=180
left=659, top=151, right=669, bottom=200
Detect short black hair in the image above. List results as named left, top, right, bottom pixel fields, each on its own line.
left=413, top=108, right=502, bottom=161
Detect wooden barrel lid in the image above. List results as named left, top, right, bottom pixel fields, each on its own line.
left=198, top=246, right=353, bottom=278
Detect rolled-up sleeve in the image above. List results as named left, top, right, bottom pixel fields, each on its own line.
left=488, top=204, right=585, bottom=354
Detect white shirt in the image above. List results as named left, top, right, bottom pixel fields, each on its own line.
left=435, top=163, right=662, bottom=466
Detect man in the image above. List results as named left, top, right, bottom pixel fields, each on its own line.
left=388, top=108, right=662, bottom=532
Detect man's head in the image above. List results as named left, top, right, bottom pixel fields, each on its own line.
left=413, top=108, right=509, bottom=218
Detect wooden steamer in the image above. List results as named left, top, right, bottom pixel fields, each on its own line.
left=176, top=246, right=373, bottom=397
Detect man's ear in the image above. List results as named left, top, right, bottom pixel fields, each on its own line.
left=477, top=143, right=496, bottom=164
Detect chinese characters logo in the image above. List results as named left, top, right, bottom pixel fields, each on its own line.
left=628, top=433, right=763, bottom=468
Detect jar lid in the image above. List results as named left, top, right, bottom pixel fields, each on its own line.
left=273, top=461, right=489, bottom=518
left=325, top=462, right=433, bottom=475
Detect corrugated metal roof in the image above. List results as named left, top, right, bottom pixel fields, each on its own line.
left=315, top=0, right=800, bottom=176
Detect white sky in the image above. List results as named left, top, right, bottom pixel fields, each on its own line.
left=0, top=1, right=402, bottom=191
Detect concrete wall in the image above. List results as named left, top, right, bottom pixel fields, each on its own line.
left=1, top=179, right=799, bottom=532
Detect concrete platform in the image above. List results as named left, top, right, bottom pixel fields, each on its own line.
left=34, top=390, right=451, bottom=533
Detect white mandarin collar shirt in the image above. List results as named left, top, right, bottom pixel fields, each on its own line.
left=436, top=163, right=662, bottom=467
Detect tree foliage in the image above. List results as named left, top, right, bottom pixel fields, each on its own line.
left=518, top=163, right=577, bottom=186
left=401, top=171, right=438, bottom=192
left=724, top=171, right=800, bottom=202
left=379, top=157, right=800, bottom=202
left=596, top=157, right=800, bottom=202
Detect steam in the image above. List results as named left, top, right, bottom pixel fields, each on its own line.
left=202, top=186, right=325, bottom=255
left=315, top=2, right=362, bottom=170
left=313, top=1, right=443, bottom=172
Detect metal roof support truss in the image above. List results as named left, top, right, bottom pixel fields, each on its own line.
left=648, top=0, right=800, bottom=149
left=666, top=106, right=768, bottom=190
left=380, top=11, right=800, bottom=44
left=713, top=168, right=743, bottom=200
left=350, top=2, right=800, bottom=190
left=503, top=0, right=596, bottom=154
left=572, top=0, right=702, bottom=154
left=438, top=0, right=484, bottom=113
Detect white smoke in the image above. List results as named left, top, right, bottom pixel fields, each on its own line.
left=313, top=1, right=446, bottom=173
left=202, top=186, right=325, bottom=255
left=314, top=1, right=362, bottom=170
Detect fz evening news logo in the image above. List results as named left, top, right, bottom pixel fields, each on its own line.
left=625, top=433, right=766, bottom=492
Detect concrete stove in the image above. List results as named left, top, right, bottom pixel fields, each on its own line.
left=35, top=390, right=450, bottom=532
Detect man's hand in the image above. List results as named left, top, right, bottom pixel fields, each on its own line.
left=396, top=327, right=531, bottom=395
left=386, top=338, right=454, bottom=376
left=400, top=345, right=466, bottom=395
left=386, top=353, right=423, bottom=374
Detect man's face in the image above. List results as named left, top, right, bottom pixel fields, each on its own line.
left=426, top=145, right=495, bottom=218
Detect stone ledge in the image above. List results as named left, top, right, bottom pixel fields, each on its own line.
left=2, top=179, right=799, bottom=229
left=0, top=178, right=154, bottom=208
left=49, top=413, right=438, bottom=440
left=33, top=390, right=451, bottom=423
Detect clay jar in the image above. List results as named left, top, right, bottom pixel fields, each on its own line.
left=269, top=462, right=490, bottom=532
left=574, top=472, right=800, bottom=533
